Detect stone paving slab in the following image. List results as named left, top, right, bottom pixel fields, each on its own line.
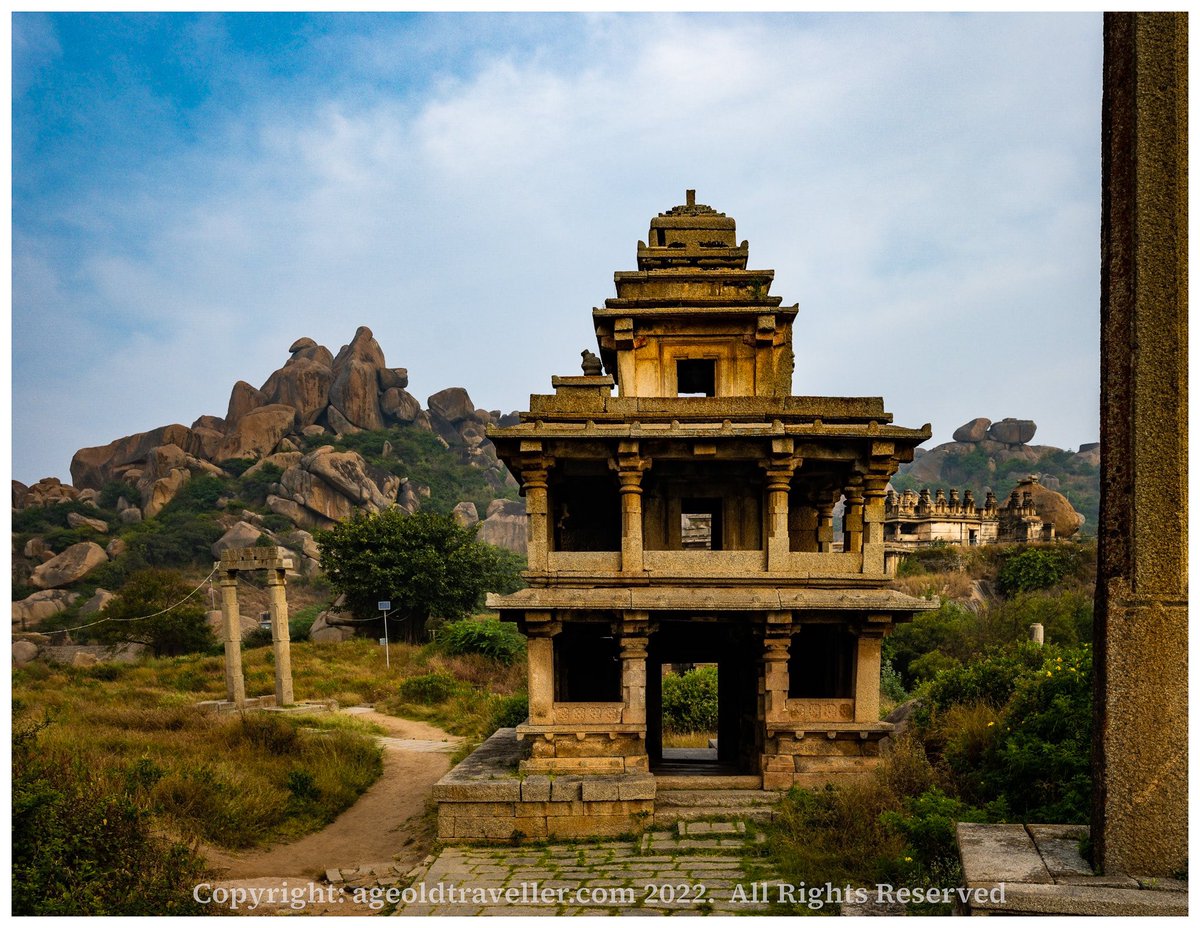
left=391, top=826, right=781, bottom=916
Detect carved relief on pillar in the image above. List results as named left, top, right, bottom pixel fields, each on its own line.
left=618, top=610, right=650, bottom=727
left=785, top=698, right=855, bottom=722
left=552, top=703, right=624, bottom=724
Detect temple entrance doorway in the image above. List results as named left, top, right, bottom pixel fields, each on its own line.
left=646, top=619, right=759, bottom=775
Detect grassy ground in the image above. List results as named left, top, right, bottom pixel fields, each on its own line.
left=12, top=631, right=527, bottom=851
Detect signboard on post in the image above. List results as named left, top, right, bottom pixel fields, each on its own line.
left=379, top=601, right=392, bottom=669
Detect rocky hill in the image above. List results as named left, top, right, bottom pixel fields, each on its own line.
left=893, top=416, right=1100, bottom=532
left=12, top=327, right=528, bottom=630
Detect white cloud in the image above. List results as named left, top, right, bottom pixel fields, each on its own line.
left=12, top=13, right=1103, bottom=482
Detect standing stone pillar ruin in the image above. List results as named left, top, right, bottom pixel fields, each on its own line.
left=265, top=567, right=294, bottom=706
left=216, top=546, right=297, bottom=709
left=219, top=571, right=246, bottom=708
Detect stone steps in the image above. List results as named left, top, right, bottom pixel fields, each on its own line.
left=653, top=787, right=781, bottom=826
left=654, top=774, right=763, bottom=790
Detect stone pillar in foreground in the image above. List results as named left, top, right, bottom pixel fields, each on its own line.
left=266, top=567, right=294, bottom=706
left=1094, top=11, right=1187, bottom=878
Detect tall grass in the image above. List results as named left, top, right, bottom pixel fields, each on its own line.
left=13, top=625, right=529, bottom=851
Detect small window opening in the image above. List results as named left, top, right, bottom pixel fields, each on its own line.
left=681, top=498, right=723, bottom=551
left=677, top=359, right=716, bottom=397
left=788, top=626, right=855, bottom=698
left=555, top=625, right=621, bottom=702
left=656, top=228, right=666, bottom=246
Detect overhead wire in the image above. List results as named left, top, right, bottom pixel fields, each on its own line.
left=14, top=566, right=219, bottom=635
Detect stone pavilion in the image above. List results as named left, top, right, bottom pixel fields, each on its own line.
left=485, top=192, right=936, bottom=789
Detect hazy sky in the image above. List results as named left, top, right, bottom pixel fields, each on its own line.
left=12, top=12, right=1103, bottom=484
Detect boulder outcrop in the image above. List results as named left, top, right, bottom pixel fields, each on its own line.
left=952, top=417, right=992, bottom=443
left=13, top=590, right=81, bottom=627
left=477, top=499, right=528, bottom=554
left=987, top=418, right=1037, bottom=445
left=29, top=542, right=108, bottom=589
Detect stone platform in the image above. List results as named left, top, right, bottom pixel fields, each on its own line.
left=955, top=822, right=1187, bottom=915
left=195, top=696, right=337, bottom=715
left=434, top=729, right=656, bottom=842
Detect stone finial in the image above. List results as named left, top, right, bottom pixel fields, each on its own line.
left=580, top=349, right=604, bottom=376
left=686, top=189, right=696, bottom=207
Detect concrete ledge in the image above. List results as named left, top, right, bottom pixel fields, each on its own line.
left=956, top=822, right=1188, bottom=916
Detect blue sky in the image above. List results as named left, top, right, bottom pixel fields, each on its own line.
left=12, top=12, right=1103, bottom=483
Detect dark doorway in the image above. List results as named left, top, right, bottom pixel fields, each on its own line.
left=646, top=619, right=759, bottom=775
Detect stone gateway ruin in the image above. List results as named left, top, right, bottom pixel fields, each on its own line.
left=436, top=193, right=938, bottom=841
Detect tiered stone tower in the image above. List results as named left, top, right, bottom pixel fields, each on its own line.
left=486, top=192, right=935, bottom=793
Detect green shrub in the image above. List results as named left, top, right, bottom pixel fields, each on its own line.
left=920, top=643, right=1048, bottom=715
left=489, top=693, right=529, bottom=730
left=289, top=605, right=323, bottom=643
left=219, top=458, right=258, bottom=477
left=661, top=666, right=718, bottom=733
left=435, top=618, right=526, bottom=664
left=399, top=672, right=459, bottom=705
left=12, top=718, right=213, bottom=915
left=996, top=547, right=1073, bottom=596
left=880, top=656, right=909, bottom=704
left=984, top=647, right=1092, bottom=823
left=881, top=787, right=984, bottom=891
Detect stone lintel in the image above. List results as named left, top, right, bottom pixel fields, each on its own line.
left=489, top=587, right=937, bottom=614
left=218, top=546, right=294, bottom=571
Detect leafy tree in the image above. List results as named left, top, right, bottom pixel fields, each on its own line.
left=315, top=510, right=525, bottom=643
left=92, top=568, right=216, bottom=658
left=661, top=666, right=719, bottom=733
left=996, top=547, right=1072, bottom=596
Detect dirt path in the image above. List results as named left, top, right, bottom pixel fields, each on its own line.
left=201, top=708, right=460, bottom=915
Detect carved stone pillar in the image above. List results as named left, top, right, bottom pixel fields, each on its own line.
left=763, top=624, right=792, bottom=724
left=843, top=482, right=865, bottom=554
left=816, top=500, right=835, bottom=553
left=219, top=572, right=246, bottom=708
left=524, top=612, right=559, bottom=725
left=853, top=631, right=884, bottom=723
left=522, top=468, right=550, bottom=572
left=790, top=493, right=819, bottom=553
left=266, top=567, right=294, bottom=706
left=618, top=611, right=650, bottom=725
left=615, top=442, right=650, bottom=574
left=763, top=463, right=796, bottom=568
left=861, top=475, right=889, bottom=575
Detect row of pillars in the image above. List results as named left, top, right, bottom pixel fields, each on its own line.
left=217, top=562, right=294, bottom=708
left=523, top=612, right=885, bottom=728
left=520, top=444, right=891, bottom=574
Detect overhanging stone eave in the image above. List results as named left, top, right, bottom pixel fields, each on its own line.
left=485, top=587, right=939, bottom=614
left=614, top=266, right=773, bottom=281
left=485, top=419, right=931, bottom=443
left=595, top=300, right=793, bottom=313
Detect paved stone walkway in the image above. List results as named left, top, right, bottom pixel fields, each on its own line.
left=387, top=823, right=781, bottom=916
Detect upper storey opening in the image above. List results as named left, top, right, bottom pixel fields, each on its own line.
left=593, top=191, right=799, bottom=400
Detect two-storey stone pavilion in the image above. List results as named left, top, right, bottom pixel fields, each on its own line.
left=485, top=192, right=935, bottom=795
